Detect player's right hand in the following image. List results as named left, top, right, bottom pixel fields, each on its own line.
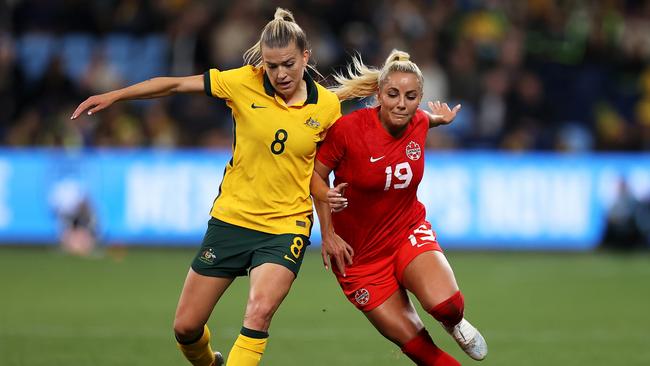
left=70, top=92, right=117, bottom=120
left=328, top=183, right=348, bottom=212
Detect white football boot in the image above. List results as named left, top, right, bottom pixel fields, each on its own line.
left=445, top=318, right=488, bottom=360
left=212, top=351, right=224, bottom=366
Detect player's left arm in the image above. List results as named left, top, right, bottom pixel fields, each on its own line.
left=424, top=101, right=461, bottom=128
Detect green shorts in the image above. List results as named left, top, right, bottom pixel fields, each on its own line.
left=191, top=217, right=310, bottom=278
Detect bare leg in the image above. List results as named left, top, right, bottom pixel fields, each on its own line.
left=402, top=251, right=488, bottom=361
left=364, top=288, right=424, bottom=346
left=364, top=289, right=460, bottom=365
left=224, top=263, right=296, bottom=366
left=174, top=268, right=234, bottom=341
left=401, top=251, right=458, bottom=311
left=243, top=263, right=296, bottom=331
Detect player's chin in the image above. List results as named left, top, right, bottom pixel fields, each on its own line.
left=390, top=115, right=411, bottom=126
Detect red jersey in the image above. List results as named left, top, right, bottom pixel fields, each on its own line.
left=317, top=107, right=428, bottom=265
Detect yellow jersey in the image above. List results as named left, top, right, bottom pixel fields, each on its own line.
left=204, top=65, right=341, bottom=236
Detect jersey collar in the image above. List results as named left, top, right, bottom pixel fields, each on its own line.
left=263, top=71, right=318, bottom=105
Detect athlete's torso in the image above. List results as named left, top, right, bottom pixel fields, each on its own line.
left=317, top=107, right=428, bottom=264
left=205, top=65, right=341, bottom=235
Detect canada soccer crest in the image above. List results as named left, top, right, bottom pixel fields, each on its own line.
left=354, top=288, right=370, bottom=305
left=406, top=141, right=421, bottom=161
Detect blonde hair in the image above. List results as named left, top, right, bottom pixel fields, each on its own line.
left=243, top=8, right=320, bottom=77
left=330, top=49, right=424, bottom=101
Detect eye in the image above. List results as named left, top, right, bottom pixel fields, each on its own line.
left=406, top=95, right=417, bottom=100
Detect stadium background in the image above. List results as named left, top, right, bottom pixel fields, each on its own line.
left=1, top=1, right=649, bottom=365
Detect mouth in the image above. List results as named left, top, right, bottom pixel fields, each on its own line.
left=276, top=80, right=293, bottom=90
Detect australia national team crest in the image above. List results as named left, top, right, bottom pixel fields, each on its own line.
left=198, top=248, right=216, bottom=265
left=406, top=141, right=421, bottom=161
left=304, top=117, right=320, bottom=129
left=354, top=288, right=370, bottom=305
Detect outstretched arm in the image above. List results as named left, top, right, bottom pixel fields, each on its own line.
left=424, top=100, right=461, bottom=128
left=71, top=75, right=204, bottom=119
left=311, top=160, right=354, bottom=276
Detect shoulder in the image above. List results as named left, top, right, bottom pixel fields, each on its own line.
left=343, top=107, right=373, bottom=124
left=414, top=109, right=429, bottom=128
left=315, top=83, right=339, bottom=105
left=314, top=82, right=342, bottom=115
left=332, top=108, right=371, bottom=131
left=209, top=65, right=262, bottom=82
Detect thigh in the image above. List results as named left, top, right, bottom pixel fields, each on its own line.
left=174, top=268, right=235, bottom=328
left=335, top=255, right=399, bottom=312
left=364, top=288, right=424, bottom=347
left=401, top=251, right=459, bottom=311
left=243, top=262, right=297, bottom=330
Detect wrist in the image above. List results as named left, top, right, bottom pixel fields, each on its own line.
left=321, top=225, right=335, bottom=238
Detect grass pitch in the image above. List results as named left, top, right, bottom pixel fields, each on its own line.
left=0, top=247, right=649, bottom=365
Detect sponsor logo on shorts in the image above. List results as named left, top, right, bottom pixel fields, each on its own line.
left=198, top=248, right=216, bottom=265
left=283, top=255, right=297, bottom=264
left=354, top=288, right=370, bottom=305
left=406, top=141, right=421, bottom=161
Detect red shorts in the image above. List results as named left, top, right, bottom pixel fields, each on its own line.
left=335, top=220, right=442, bottom=312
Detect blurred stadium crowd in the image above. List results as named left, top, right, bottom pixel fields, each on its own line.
left=1, top=0, right=650, bottom=151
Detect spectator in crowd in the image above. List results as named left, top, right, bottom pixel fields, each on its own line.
left=3, top=1, right=650, bottom=150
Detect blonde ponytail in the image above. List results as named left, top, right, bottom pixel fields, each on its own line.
left=330, top=49, right=424, bottom=102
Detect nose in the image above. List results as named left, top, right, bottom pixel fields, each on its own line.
left=396, top=96, right=406, bottom=109
left=278, top=67, right=288, bottom=80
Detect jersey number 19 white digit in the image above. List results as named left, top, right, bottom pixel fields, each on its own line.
left=384, top=162, right=413, bottom=191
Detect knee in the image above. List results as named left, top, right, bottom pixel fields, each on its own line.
left=173, top=318, right=204, bottom=343
left=427, top=291, right=464, bottom=328
left=244, top=296, right=279, bottom=330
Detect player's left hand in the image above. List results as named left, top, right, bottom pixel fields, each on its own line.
left=321, top=229, right=354, bottom=277
left=426, top=101, right=461, bottom=127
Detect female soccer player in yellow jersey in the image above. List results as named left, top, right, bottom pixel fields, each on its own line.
left=71, top=8, right=341, bottom=366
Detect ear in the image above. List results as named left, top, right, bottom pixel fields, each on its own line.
left=303, top=49, right=310, bottom=65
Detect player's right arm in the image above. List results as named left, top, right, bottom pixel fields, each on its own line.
left=70, top=75, right=204, bottom=119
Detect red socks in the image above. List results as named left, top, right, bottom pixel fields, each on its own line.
left=428, top=291, right=464, bottom=329
left=401, top=329, right=460, bottom=366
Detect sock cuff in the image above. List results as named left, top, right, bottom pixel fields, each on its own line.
left=401, top=328, right=432, bottom=353
left=428, top=290, right=465, bottom=329
left=428, top=290, right=463, bottom=314
left=241, top=327, right=269, bottom=339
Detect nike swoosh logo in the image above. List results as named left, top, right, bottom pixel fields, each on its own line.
left=283, top=255, right=297, bottom=264
left=251, top=103, right=267, bottom=109
left=370, top=156, right=385, bottom=163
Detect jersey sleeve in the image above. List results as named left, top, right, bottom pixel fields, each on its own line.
left=315, top=89, right=342, bottom=143
left=316, top=116, right=347, bottom=169
left=203, top=66, right=250, bottom=100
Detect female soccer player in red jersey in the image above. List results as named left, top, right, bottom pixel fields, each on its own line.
left=311, top=50, right=488, bottom=365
